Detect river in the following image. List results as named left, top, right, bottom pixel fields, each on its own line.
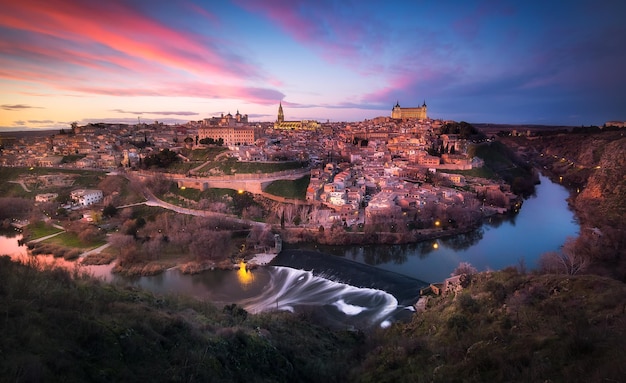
left=1, top=174, right=579, bottom=328
left=291, top=174, right=580, bottom=283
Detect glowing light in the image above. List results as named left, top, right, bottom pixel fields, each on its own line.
left=180, top=186, right=186, bottom=190
left=434, top=220, right=441, bottom=227
left=433, top=242, right=439, bottom=249
left=237, top=261, right=254, bottom=286
left=238, top=189, right=244, bottom=194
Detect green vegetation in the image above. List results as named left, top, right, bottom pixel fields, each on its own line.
left=197, top=158, right=308, bottom=175
left=61, top=154, right=86, bottom=164
left=2, top=258, right=625, bottom=382
left=440, top=121, right=486, bottom=140
left=162, top=161, right=197, bottom=174
left=467, top=141, right=536, bottom=195
left=25, top=221, right=63, bottom=240
left=169, top=184, right=238, bottom=202
left=164, top=184, right=261, bottom=217
left=0, top=181, right=31, bottom=198
left=0, top=167, right=104, bottom=198
left=444, top=166, right=497, bottom=180
left=264, top=175, right=310, bottom=199
left=142, top=148, right=179, bottom=169
left=180, top=146, right=227, bottom=161
left=352, top=268, right=626, bottom=382
left=43, top=231, right=105, bottom=249
left=0, top=257, right=360, bottom=382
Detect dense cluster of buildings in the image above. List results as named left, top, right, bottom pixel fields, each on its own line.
left=1, top=100, right=514, bottom=226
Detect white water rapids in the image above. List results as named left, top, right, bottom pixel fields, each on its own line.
left=240, top=266, right=402, bottom=328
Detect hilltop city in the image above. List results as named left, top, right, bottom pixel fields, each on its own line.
left=0, top=101, right=533, bottom=238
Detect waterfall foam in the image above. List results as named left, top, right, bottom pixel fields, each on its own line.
left=241, top=266, right=400, bottom=328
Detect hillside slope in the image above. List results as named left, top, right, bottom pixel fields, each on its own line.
left=2, top=257, right=626, bottom=382
left=502, top=131, right=626, bottom=279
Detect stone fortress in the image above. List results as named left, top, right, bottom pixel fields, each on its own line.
left=391, top=100, right=428, bottom=120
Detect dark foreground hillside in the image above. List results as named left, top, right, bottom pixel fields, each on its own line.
left=353, top=267, right=626, bottom=382
left=2, top=257, right=626, bottom=382
left=0, top=256, right=361, bottom=383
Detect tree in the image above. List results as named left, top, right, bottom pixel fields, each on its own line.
left=538, top=237, right=588, bottom=275
left=451, top=262, right=478, bottom=276
left=143, top=148, right=179, bottom=169
left=103, top=204, right=118, bottom=218
left=189, top=229, right=231, bottom=261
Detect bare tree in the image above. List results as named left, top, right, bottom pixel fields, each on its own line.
left=259, top=227, right=275, bottom=250
left=189, top=229, right=231, bottom=261
left=247, top=225, right=263, bottom=245
left=108, top=233, right=140, bottom=264
left=208, top=202, right=229, bottom=214
left=274, top=204, right=285, bottom=223
left=0, top=197, right=33, bottom=220
left=144, top=173, right=171, bottom=196
left=538, top=237, right=588, bottom=275
left=451, top=262, right=478, bottom=276
left=298, top=204, right=310, bottom=225
left=283, top=204, right=295, bottom=225
left=78, top=224, right=104, bottom=243
left=143, top=235, right=164, bottom=259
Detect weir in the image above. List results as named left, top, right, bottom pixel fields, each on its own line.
left=270, top=249, right=428, bottom=306
left=240, top=266, right=401, bottom=328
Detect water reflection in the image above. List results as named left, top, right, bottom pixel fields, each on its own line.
left=237, top=261, right=255, bottom=287
left=438, top=229, right=484, bottom=251
left=285, top=175, right=579, bottom=283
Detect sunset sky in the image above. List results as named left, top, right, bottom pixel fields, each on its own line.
left=1, top=0, right=625, bottom=131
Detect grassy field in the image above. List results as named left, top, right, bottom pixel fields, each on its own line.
left=179, top=146, right=228, bottom=161
left=443, top=166, right=497, bottom=179
left=26, top=221, right=64, bottom=240
left=43, top=231, right=105, bottom=249
left=196, top=158, right=308, bottom=175
left=264, top=175, right=310, bottom=199
left=0, top=167, right=105, bottom=198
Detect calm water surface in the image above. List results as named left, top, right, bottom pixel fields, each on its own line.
left=294, top=174, right=580, bottom=283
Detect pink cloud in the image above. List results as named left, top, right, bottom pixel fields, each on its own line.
left=67, top=82, right=284, bottom=105
left=0, top=0, right=262, bottom=84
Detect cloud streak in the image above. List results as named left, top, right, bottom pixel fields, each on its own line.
left=111, top=109, right=199, bottom=116
left=2, top=104, right=43, bottom=111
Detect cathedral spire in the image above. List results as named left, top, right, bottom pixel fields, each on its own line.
left=277, top=102, right=284, bottom=123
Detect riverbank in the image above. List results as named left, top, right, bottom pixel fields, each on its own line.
left=502, top=131, right=626, bottom=279
left=278, top=221, right=486, bottom=247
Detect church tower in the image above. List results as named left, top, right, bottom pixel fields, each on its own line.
left=277, top=102, right=284, bottom=123
left=392, top=101, right=402, bottom=119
